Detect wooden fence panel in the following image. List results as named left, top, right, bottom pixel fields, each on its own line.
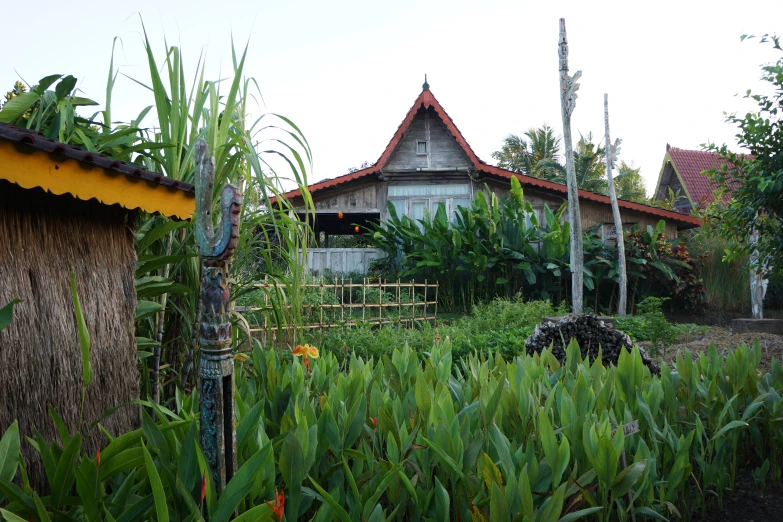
left=237, top=280, right=438, bottom=345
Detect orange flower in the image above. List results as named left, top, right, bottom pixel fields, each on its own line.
left=266, top=489, right=285, bottom=521
left=370, top=417, right=378, bottom=430
left=234, top=352, right=250, bottom=363
left=292, top=344, right=319, bottom=359
left=292, top=344, right=319, bottom=371
left=96, top=447, right=101, bottom=468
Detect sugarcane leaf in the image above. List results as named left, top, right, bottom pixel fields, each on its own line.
left=70, top=272, right=92, bottom=388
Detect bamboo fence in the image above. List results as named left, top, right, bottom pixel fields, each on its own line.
left=236, top=277, right=438, bottom=345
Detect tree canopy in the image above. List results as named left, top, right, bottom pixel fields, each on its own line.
left=492, top=126, right=623, bottom=196
left=705, top=34, right=783, bottom=280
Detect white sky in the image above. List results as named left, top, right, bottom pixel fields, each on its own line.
left=3, top=0, right=782, bottom=195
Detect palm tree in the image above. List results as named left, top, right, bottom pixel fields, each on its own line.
left=614, top=161, right=648, bottom=203
left=492, top=125, right=563, bottom=181
left=572, top=133, right=607, bottom=194
left=493, top=128, right=611, bottom=195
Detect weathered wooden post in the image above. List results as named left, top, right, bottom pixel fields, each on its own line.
left=604, top=94, right=628, bottom=318
left=558, top=18, right=584, bottom=315
left=194, top=139, right=242, bottom=492
left=749, top=226, right=767, bottom=319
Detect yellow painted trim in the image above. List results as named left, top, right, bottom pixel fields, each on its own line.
left=0, top=141, right=194, bottom=220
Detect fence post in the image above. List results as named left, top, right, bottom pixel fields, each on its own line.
left=341, top=277, right=345, bottom=324
left=397, top=279, right=401, bottom=323
left=433, top=282, right=439, bottom=325
left=194, top=140, right=240, bottom=493
left=320, top=279, right=324, bottom=335
left=362, top=278, right=366, bottom=322
left=424, top=279, right=428, bottom=322
left=379, top=278, right=383, bottom=327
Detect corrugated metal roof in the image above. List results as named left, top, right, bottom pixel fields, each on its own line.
left=276, top=89, right=702, bottom=229
left=0, top=123, right=195, bottom=195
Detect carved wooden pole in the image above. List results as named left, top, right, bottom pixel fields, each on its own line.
left=749, top=225, right=767, bottom=319
left=559, top=18, right=584, bottom=315
left=604, top=94, right=628, bottom=318
left=194, top=139, right=242, bottom=492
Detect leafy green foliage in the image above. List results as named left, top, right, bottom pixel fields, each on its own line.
left=615, top=297, right=706, bottom=352
left=704, top=34, right=783, bottom=281
left=310, top=297, right=563, bottom=363
left=1, top=338, right=780, bottom=520
left=370, top=180, right=702, bottom=313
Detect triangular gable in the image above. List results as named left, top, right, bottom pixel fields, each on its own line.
left=376, top=88, right=485, bottom=169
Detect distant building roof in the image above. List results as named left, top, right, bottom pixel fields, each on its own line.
left=0, top=123, right=195, bottom=220
left=656, top=145, right=741, bottom=211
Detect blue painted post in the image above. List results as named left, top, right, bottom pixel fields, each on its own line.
left=194, top=139, right=242, bottom=492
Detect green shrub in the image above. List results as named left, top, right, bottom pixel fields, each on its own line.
left=615, top=296, right=708, bottom=351
left=2, top=339, right=780, bottom=520
left=310, top=298, right=561, bottom=363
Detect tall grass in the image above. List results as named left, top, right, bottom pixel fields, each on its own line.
left=688, top=229, right=750, bottom=314
left=0, top=20, right=316, bottom=403
left=123, top=25, right=315, bottom=401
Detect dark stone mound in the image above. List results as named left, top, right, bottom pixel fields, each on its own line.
left=524, top=314, right=660, bottom=375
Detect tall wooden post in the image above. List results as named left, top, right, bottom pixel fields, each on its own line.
left=194, top=139, right=242, bottom=492
left=558, top=18, right=584, bottom=315
left=604, top=94, right=628, bottom=318
left=749, top=226, right=767, bottom=319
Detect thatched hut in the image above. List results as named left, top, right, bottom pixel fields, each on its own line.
left=0, top=123, right=194, bottom=486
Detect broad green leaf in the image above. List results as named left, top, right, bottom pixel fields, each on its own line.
left=0, top=421, right=20, bottom=482
left=0, top=299, right=22, bottom=333
left=142, top=442, right=169, bottom=522
left=212, top=443, right=273, bottom=522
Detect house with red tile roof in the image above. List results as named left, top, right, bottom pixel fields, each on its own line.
left=280, top=83, right=702, bottom=273
left=653, top=145, right=739, bottom=213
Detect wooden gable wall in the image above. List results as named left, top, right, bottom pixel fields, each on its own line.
left=384, top=107, right=471, bottom=171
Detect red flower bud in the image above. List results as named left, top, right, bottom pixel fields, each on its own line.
left=96, top=447, right=101, bottom=468
left=200, top=470, right=207, bottom=505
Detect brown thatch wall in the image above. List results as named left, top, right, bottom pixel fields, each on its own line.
left=0, top=180, right=140, bottom=488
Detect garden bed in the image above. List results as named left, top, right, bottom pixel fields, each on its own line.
left=692, top=467, right=783, bottom=522
left=644, top=326, right=783, bottom=373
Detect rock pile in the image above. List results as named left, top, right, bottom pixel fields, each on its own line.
left=524, top=314, right=660, bottom=375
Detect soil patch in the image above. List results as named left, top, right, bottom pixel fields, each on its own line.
left=642, top=327, right=783, bottom=373
left=691, top=468, right=783, bottom=522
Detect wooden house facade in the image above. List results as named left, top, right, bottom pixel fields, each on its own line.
left=279, top=84, right=702, bottom=273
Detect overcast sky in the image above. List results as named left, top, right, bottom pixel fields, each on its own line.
left=3, top=0, right=782, bottom=194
